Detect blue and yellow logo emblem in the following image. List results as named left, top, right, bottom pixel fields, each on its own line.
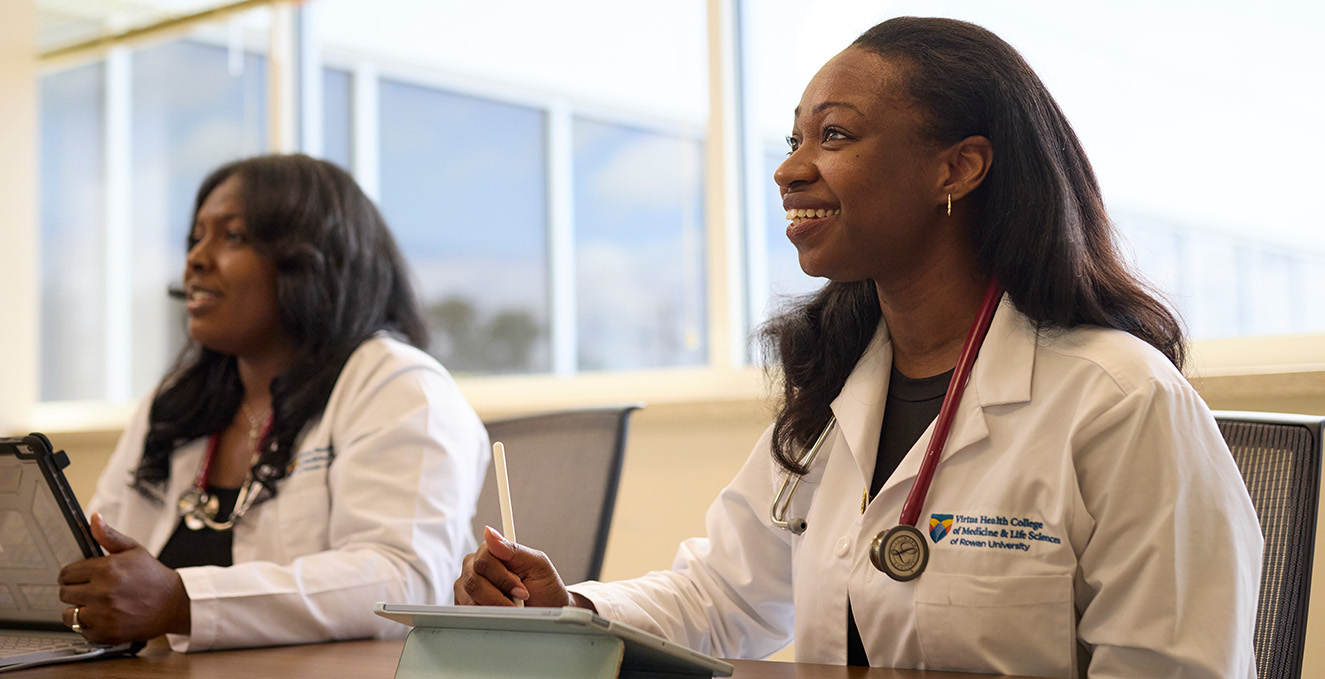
left=929, top=514, right=954, bottom=543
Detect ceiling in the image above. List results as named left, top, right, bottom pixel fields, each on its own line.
left=36, top=0, right=247, bottom=54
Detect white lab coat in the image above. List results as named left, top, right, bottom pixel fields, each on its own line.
left=89, top=335, right=490, bottom=652
left=571, top=299, right=1261, bottom=678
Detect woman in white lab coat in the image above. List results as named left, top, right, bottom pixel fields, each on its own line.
left=57, top=154, right=489, bottom=651
left=455, top=17, right=1262, bottom=677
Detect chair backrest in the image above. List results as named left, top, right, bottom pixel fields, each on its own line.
left=1214, top=410, right=1324, bottom=679
left=474, top=404, right=642, bottom=584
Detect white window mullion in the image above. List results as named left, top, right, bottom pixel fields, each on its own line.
left=734, top=0, right=770, bottom=338
left=351, top=61, right=379, bottom=201
left=547, top=101, right=577, bottom=376
left=295, top=2, right=322, bottom=156
left=705, top=0, right=746, bottom=370
left=104, top=46, right=133, bottom=403
left=267, top=0, right=297, bottom=153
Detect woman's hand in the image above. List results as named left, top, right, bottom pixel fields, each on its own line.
left=56, top=513, right=191, bottom=644
left=455, top=526, right=578, bottom=608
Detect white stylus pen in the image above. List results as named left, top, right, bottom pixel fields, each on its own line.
left=491, top=441, right=523, bottom=607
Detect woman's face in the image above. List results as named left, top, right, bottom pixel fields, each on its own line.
left=775, top=48, right=951, bottom=284
left=183, top=175, right=290, bottom=359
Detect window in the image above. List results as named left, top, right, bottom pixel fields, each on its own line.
left=377, top=78, right=550, bottom=374
left=303, top=0, right=713, bottom=376
left=572, top=117, right=706, bottom=371
left=39, top=35, right=267, bottom=402
left=321, top=67, right=352, bottom=170
left=39, top=63, right=104, bottom=401
left=37, top=0, right=713, bottom=403
left=129, top=39, right=267, bottom=396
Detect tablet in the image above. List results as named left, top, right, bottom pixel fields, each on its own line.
left=374, top=603, right=734, bottom=677
left=0, top=434, right=138, bottom=672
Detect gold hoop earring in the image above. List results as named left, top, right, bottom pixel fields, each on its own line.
left=947, top=193, right=952, bottom=216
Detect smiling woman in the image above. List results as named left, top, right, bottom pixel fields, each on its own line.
left=55, top=154, right=491, bottom=652
left=453, top=16, right=1262, bottom=677
left=774, top=50, right=986, bottom=291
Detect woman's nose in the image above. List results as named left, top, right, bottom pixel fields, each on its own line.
left=774, top=148, right=816, bottom=190
left=185, top=237, right=211, bottom=271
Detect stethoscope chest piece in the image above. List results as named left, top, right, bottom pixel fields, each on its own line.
left=870, top=524, right=928, bottom=582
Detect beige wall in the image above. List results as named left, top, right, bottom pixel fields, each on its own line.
left=55, top=380, right=1325, bottom=670
left=0, top=0, right=37, bottom=434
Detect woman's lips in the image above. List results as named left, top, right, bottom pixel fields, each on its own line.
left=785, top=208, right=840, bottom=244
left=184, top=288, right=220, bottom=314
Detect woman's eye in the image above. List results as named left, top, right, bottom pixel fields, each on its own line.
left=225, top=230, right=248, bottom=244
left=823, top=127, right=848, bottom=143
left=785, top=134, right=800, bottom=154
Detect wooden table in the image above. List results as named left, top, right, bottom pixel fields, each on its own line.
left=11, top=639, right=1034, bottom=678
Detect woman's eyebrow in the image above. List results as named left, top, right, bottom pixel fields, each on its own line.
left=793, top=101, right=866, bottom=119
left=198, top=211, right=245, bottom=224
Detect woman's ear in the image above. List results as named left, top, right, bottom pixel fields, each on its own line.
left=940, top=135, right=993, bottom=202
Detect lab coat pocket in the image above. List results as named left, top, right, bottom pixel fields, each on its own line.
left=915, top=572, right=1075, bottom=677
left=273, top=467, right=332, bottom=554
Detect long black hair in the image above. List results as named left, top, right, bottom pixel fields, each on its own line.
left=760, top=17, right=1186, bottom=474
left=133, top=154, right=428, bottom=500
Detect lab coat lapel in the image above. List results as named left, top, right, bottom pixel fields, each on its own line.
left=831, top=323, right=893, bottom=487
left=876, top=297, right=1036, bottom=495
left=146, top=437, right=208, bottom=554
left=942, top=296, right=1035, bottom=456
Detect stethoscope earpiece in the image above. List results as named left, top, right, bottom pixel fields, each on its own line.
left=770, top=417, right=837, bottom=535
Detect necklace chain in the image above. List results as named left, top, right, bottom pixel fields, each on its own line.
left=240, top=401, right=271, bottom=452
left=178, top=402, right=272, bottom=532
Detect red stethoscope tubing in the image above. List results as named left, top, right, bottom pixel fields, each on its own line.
left=192, top=434, right=221, bottom=494
left=896, top=279, right=1002, bottom=528
left=190, top=419, right=272, bottom=493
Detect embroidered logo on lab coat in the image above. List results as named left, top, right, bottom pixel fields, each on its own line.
left=937, top=513, right=1063, bottom=553
left=929, top=514, right=954, bottom=542
left=288, top=445, right=334, bottom=475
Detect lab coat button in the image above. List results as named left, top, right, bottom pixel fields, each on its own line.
left=835, top=538, right=851, bottom=557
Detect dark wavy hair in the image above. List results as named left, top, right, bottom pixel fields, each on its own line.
left=133, top=154, right=428, bottom=500
left=760, top=17, right=1186, bottom=474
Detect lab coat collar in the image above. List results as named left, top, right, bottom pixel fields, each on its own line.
left=831, top=296, right=1036, bottom=491
left=832, top=323, right=894, bottom=486
left=968, top=295, right=1036, bottom=409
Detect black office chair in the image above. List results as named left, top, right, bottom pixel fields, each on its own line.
left=473, top=404, right=643, bottom=584
left=1214, top=410, right=1324, bottom=679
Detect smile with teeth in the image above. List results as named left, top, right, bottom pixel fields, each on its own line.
left=785, top=208, right=840, bottom=224
left=187, top=289, right=218, bottom=303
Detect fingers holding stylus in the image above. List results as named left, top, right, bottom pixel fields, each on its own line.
left=458, top=529, right=528, bottom=606
left=455, top=527, right=572, bottom=607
